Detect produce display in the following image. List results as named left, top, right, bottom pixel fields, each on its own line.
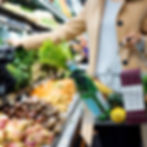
left=0, top=2, right=96, bottom=147
left=6, top=40, right=73, bottom=92
left=0, top=115, right=54, bottom=146
left=2, top=2, right=59, bottom=29
left=31, top=78, right=76, bottom=112
left=0, top=97, right=68, bottom=146
left=0, top=40, right=77, bottom=146
left=0, top=98, right=65, bottom=134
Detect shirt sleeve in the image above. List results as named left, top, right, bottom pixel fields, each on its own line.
left=21, top=7, right=86, bottom=49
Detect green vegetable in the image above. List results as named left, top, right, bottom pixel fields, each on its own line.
left=142, top=74, right=147, bottom=94
left=7, top=48, right=37, bottom=90
left=7, top=41, right=72, bottom=90
left=98, top=110, right=110, bottom=121
left=39, top=40, right=72, bottom=69
left=108, top=93, right=123, bottom=108
left=7, top=64, right=30, bottom=89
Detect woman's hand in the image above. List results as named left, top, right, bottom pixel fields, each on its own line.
left=123, top=32, right=145, bottom=52
left=8, top=38, right=23, bottom=47
left=123, top=32, right=143, bottom=46
left=121, top=32, right=145, bottom=66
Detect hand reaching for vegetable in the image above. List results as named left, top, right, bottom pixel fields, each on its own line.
left=8, top=38, right=23, bottom=48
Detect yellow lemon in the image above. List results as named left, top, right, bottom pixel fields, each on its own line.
left=110, top=107, right=126, bottom=123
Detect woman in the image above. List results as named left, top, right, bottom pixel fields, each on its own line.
left=10, top=0, right=147, bottom=146
left=10, top=0, right=147, bottom=77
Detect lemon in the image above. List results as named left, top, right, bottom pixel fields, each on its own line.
left=110, top=107, right=126, bottom=123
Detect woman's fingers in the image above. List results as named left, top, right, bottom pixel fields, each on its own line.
left=7, top=39, right=22, bottom=47
left=123, top=32, right=142, bottom=45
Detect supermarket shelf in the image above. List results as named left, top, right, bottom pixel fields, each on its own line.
left=56, top=102, right=83, bottom=147
left=66, top=94, right=80, bottom=118
left=0, top=14, right=31, bottom=32
left=38, top=0, right=68, bottom=22
left=7, top=0, right=67, bottom=23
left=0, top=6, right=50, bottom=32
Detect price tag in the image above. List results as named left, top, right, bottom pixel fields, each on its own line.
left=81, top=105, right=95, bottom=146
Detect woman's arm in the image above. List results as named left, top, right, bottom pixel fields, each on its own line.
left=16, top=8, right=86, bottom=49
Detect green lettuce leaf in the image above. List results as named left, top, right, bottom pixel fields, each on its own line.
left=39, top=40, right=72, bottom=69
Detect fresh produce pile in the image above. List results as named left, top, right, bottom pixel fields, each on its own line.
left=0, top=98, right=65, bottom=136
left=31, top=78, right=76, bottom=112
left=6, top=41, right=72, bottom=92
left=0, top=41, right=77, bottom=146
left=0, top=115, right=54, bottom=146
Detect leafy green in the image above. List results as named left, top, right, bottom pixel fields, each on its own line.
left=6, top=41, right=72, bottom=90
left=108, top=93, right=123, bottom=108
left=7, top=64, right=30, bottom=89
left=7, top=48, right=37, bottom=90
left=39, top=40, right=72, bottom=69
